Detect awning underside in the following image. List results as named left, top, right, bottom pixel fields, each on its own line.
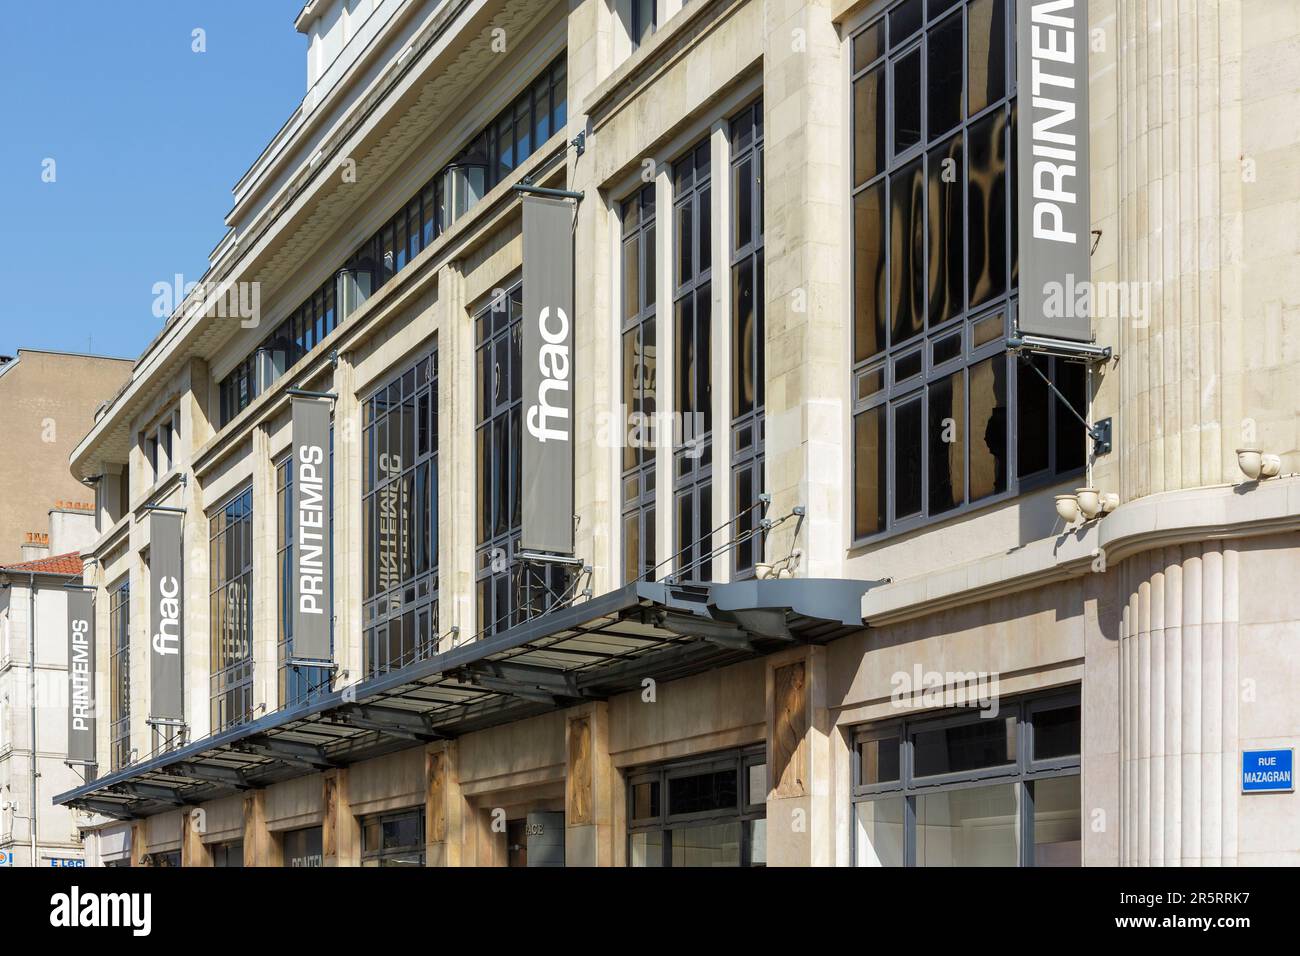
left=57, top=578, right=869, bottom=820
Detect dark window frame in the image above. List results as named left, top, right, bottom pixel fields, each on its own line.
left=208, top=485, right=255, bottom=732
left=629, top=0, right=657, bottom=50
left=626, top=745, right=767, bottom=867
left=473, top=283, right=567, bottom=637
left=671, top=138, right=715, bottom=583
left=849, top=0, right=1085, bottom=546
left=109, top=577, right=131, bottom=771
left=212, top=840, right=244, bottom=868
left=851, top=688, right=1081, bottom=867
left=362, top=348, right=439, bottom=678
left=360, top=808, right=426, bottom=867
left=729, top=100, right=766, bottom=579
left=620, top=184, right=658, bottom=584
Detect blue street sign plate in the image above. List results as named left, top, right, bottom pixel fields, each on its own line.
left=1242, top=749, right=1294, bottom=793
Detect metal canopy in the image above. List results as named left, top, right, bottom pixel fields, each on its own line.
left=56, top=578, right=869, bottom=820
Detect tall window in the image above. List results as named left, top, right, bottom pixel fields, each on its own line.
left=730, top=102, right=765, bottom=577
left=476, top=286, right=523, bottom=635
left=474, top=286, right=566, bottom=636
left=278, top=446, right=334, bottom=705
left=109, top=579, right=131, bottom=771
left=282, top=826, right=323, bottom=867
left=849, top=0, right=1084, bottom=541
left=621, top=185, right=658, bottom=584
left=627, top=747, right=767, bottom=867
left=672, top=139, right=714, bottom=582
left=853, top=691, right=1081, bottom=866
left=209, top=486, right=254, bottom=731
left=362, top=349, right=438, bottom=678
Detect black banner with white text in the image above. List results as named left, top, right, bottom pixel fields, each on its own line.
left=290, top=397, right=332, bottom=663
left=66, top=589, right=96, bottom=765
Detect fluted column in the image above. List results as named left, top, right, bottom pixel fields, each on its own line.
left=1118, top=542, right=1239, bottom=865
left=1113, top=0, right=1222, bottom=496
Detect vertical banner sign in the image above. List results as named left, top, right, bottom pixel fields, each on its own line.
left=149, top=511, right=185, bottom=723
left=1016, top=0, right=1092, bottom=341
left=66, top=590, right=96, bottom=765
left=291, top=397, right=332, bottom=662
left=521, top=195, right=575, bottom=554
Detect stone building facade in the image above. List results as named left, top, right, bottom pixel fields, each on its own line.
left=57, top=0, right=1300, bottom=866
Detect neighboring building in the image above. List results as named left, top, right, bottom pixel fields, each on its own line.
left=0, top=506, right=98, bottom=867
left=0, top=349, right=133, bottom=566
left=56, top=0, right=1299, bottom=867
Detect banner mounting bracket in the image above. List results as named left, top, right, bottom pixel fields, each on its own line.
left=1007, top=334, right=1112, bottom=364
left=287, top=388, right=337, bottom=401
left=513, top=183, right=584, bottom=202
left=1014, top=351, right=1113, bottom=455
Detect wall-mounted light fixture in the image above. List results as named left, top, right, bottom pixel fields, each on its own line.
left=1055, top=494, right=1081, bottom=524
left=1075, top=488, right=1101, bottom=521
left=1236, top=447, right=1282, bottom=482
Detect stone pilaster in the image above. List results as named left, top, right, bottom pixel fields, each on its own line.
left=131, top=820, right=148, bottom=867
left=437, top=261, right=476, bottom=643
left=565, top=703, right=614, bottom=866
left=322, top=768, right=360, bottom=866
left=761, top=0, right=849, bottom=578
left=180, top=808, right=211, bottom=867
left=424, top=742, right=465, bottom=866
left=764, top=645, right=835, bottom=866
left=241, top=790, right=284, bottom=866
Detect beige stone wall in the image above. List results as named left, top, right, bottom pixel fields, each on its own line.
left=0, top=351, right=131, bottom=564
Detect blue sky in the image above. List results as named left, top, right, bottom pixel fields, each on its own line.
left=0, top=0, right=305, bottom=360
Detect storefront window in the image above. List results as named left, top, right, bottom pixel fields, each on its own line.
left=361, top=809, right=425, bottom=867
left=283, top=826, right=323, bottom=868
left=627, top=747, right=766, bottom=867
left=212, top=841, right=244, bottom=868
left=855, top=795, right=905, bottom=866
left=1032, top=774, right=1083, bottom=865
left=852, top=691, right=1081, bottom=866
left=915, top=781, right=1019, bottom=866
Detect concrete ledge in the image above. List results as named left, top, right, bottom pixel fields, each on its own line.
left=862, top=477, right=1300, bottom=625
